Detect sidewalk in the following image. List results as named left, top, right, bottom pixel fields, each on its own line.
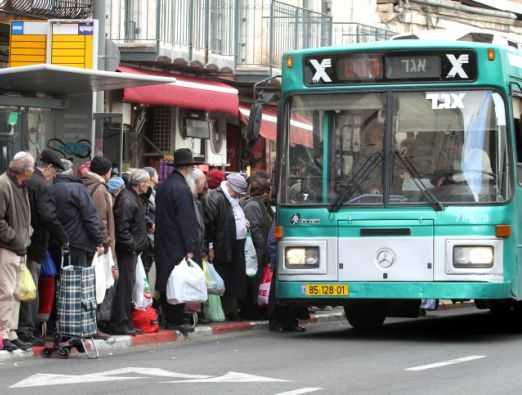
left=0, top=308, right=346, bottom=362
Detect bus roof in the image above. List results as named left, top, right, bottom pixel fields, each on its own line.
left=282, top=39, right=522, bottom=89
left=284, top=39, right=521, bottom=57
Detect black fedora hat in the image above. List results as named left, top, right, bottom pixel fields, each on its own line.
left=171, top=148, right=204, bottom=167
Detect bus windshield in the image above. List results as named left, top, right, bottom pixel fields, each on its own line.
left=281, top=90, right=510, bottom=206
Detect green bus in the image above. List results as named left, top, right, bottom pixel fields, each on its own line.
left=270, top=38, right=522, bottom=329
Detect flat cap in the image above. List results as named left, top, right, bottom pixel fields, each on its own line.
left=40, top=149, right=65, bottom=170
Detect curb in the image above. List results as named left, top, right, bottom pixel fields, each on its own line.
left=0, top=312, right=336, bottom=361
left=0, top=302, right=473, bottom=361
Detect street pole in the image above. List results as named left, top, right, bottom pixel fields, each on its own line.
left=93, top=0, right=106, bottom=161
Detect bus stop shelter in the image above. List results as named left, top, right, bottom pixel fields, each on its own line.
left=0, top=64, right=176, bottom=172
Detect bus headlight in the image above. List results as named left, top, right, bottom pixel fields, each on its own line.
left=285, top=247, right=320, bottom=268
left=453, top=246, right=494, bottom=268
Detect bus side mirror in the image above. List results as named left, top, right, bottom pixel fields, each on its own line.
left=247, top=100, right=263, bottom=145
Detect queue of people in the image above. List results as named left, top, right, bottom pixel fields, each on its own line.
left=0, top=147, right=302, bottom=352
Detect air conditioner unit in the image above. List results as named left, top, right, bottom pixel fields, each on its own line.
left=206, top=119, right=227, bottom=166
left=174, top=108, right=204, bottom=159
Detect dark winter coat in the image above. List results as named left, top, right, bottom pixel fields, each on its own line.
left=155, top=170, right=199, bottom=293
left=113, top=187, right=148, bottom=255
left=27, top=169, right=68, bottom=263
left=51, top=174, right=104, bottom=254
left=203, top=186, right=237, bottom=264
left=242, top=196, right=272, bottom=269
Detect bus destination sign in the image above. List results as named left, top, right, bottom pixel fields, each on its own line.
left=304, top=51, right=477, bottom=84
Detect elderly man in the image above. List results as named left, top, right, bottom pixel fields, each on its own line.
left=19, top=149, right=68, bottom=345
left=109, top=169, right=150, bottom=335
left=204, top=173, right=249, bottom=320
left=155, top=149, right=201, bottom=333
left=0, top=152, right=34, bottom=352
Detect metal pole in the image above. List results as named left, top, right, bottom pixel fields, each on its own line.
left=156, top=0, right=161, bottom=53
left=188, top=0, right=194, bottom=62
left=268, top=0, right=274, bottom=74
left=234, top=0, right=240, bottom=68
left=93, top=0, right=106, bottom=160
left=204, top=0, right=210, bottom=63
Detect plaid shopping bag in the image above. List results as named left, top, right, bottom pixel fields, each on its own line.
left=56, top=266, right=97, bottom=338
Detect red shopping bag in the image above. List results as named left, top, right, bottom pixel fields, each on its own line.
left=257, top=266, right=273, bottom=306
left=132, top=306, right=160, bottom=334
left=38, top=277, right=56, bottom=321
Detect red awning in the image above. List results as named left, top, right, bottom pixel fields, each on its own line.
left=239, top=104, right=314, bottom=148
left=118, top=66, right=239, bottom=117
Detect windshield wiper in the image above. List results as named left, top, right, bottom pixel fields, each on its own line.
left=393, top=149, right=444, bottom=211
left=329, top=151, right=383, bottom=212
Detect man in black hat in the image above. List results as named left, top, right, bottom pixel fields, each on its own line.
left=18, top=149, right=68, bottom=345
left=155, top=148, right=201, bottom=333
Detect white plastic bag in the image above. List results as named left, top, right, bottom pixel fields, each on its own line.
left=203, top=260, right=225, bottom=296
left=103, top=249, right=115, bottom=289
left=133, top=255, right=153, bottom=310
left=93, top=253, right=106, bottom=305
left=244, top=233, right=258, bottom=277
left=166, top=258, right=208, bottom=305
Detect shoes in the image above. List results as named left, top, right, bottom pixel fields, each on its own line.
left=0, top=339, right=18, bottom=352
left=12, top=338, right=32, bottom=351
left=286, top=325, right=306, bottom=333
left=169, top=324, right=195, bottom=336
left=19, top=334, right=44, bottom=346
left=94, top=330, right=113, bottom=341
left=225, top=312, right=241, bottom=321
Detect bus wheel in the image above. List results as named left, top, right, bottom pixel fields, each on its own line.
left=344, top=301, right=386, bottom=330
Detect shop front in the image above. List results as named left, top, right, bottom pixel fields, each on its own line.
left=116, top=66, right=239, bottom=171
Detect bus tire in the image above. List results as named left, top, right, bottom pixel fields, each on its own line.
left=344, top=301, right=386, bottom=330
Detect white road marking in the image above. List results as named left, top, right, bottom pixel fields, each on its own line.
left=274, top=387, right=323, bottom=395
left=11, top=369, right=287, bottom=388
left=163, top=371, right=289, bottom=383
left=10, top=373, right=143, bottom=388
left=405, top=355, right=486, bottom=371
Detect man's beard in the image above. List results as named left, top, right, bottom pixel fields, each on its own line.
left=185, top=174, right=197, bottom=197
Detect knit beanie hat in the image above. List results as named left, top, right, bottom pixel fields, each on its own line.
left=207, top=169, right=225, bottom=189
left=107, top=176, right=125, bottom=194
left=90, top=156, right=112, bottom=176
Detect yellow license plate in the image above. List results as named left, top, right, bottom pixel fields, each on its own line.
left=305, top=284, right=349, bottom=296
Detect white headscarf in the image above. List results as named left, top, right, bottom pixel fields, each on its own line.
left=221, top=181, right=247, bottom=240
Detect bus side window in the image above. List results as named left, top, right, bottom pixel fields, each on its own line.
left=513, top=97, right=522, bottom=184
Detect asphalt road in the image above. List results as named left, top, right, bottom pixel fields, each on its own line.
left=3, top=306, right=522, bottom=395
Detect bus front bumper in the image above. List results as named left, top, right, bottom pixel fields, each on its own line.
left=276, top=280, right=512, bottom=301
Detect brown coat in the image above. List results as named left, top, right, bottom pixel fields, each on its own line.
left=81, top=171, right=115, bottom=255
left=0, top=172, right=32, bottom=255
